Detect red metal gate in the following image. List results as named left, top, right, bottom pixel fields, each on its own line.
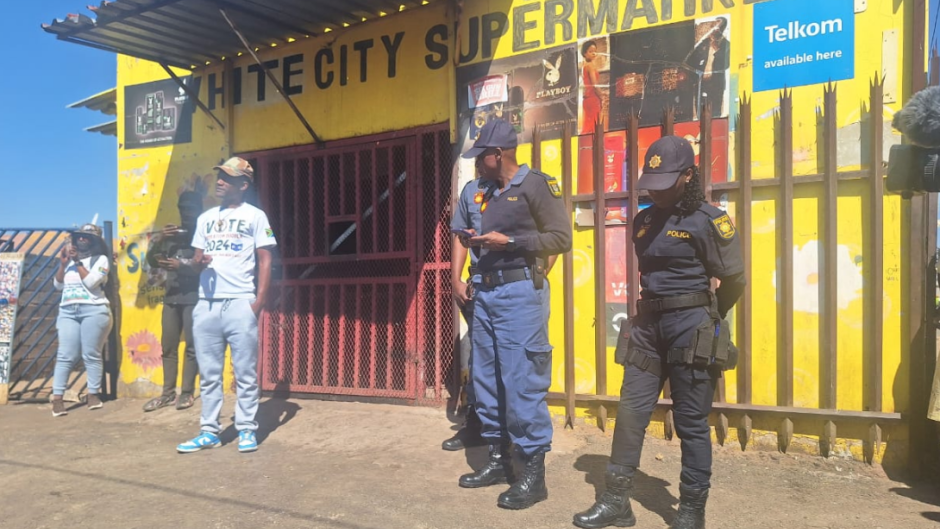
left=249, top=125, right=455, bottom=403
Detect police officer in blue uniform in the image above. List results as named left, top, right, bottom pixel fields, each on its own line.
left=447, top=176, right=560, bottom=452
left=573, top=136, right=745, bottom=529
left=455, top=119, right=572, bottom=510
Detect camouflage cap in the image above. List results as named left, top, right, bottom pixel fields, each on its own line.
left=214, top=157, right=254, bottom=181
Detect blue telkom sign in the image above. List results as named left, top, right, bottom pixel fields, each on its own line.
left=753, top=0, right=855, bottom=92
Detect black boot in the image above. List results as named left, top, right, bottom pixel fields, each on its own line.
left=442, top=408, right=483, bottom=451
left=459, top=444, right=512, bottom=488
left=572, top=472, right=636, bottom=528
left=670, top=484, right=708, bottom=529
left=497, top=450, right=548, bottom=510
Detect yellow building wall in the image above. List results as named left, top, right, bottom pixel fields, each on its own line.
left=113, top=0, right=919, bottom=462
left=115, top=3, right=453, bottom=396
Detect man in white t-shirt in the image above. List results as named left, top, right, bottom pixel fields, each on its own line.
left=177, top=157, right=277, bottom=454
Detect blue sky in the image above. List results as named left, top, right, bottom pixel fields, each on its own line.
left=0, top=1, right=938, bottom=230
left=0, top=1, right=116, bottom=229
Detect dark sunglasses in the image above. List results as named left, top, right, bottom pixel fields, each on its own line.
left=218, top=170, right=248, bottom=186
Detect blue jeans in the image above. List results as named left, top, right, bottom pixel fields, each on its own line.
left=193, top=298, right=259, bottom=433
left=471, top=275, right=553, bottom=456
left=53, top=304, right=113, bottom=396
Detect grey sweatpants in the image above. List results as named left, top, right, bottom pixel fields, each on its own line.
left=193, top=298, right=259, bottom=433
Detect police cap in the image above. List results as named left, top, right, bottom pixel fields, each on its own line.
left=637, top=136, right=696, bottom=191
left=461, top=119, right=518, bottom=159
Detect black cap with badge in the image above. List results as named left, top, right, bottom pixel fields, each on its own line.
left=637, top=136, right=696, bottom=191
left=461, top=119, right=519, bottom=159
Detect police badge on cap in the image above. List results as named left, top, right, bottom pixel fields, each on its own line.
left=637, top=136, right=696, bottom=191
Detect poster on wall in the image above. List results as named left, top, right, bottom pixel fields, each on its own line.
left=578, top=36, right=611, bottom=135
left=457, top=45, right=579, bottom=149
left=753, top=0, right=854, bottom=92
left=0, top=253, right=25, bottom=385
left=123, top=77, right=196, bottom=149
left=608, top=17, right=731, bottom=129
left=574, top=119, right=729, bottom=227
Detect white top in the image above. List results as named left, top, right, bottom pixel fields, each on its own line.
left=54, top=255, right=111, bottom=306
left=192, top=203, right=277, bottom=300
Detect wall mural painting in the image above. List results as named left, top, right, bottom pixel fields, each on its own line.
left=126, top=330, right=163, bottom=371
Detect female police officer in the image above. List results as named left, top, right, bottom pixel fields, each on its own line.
left=573, top=136, right=744, bottom=529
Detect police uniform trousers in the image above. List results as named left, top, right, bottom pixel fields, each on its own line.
left=471, top=271, right=552, bottom=456
left=611, top=306, right=717, bottom=489
left=459, top=300, right=475, bottom=406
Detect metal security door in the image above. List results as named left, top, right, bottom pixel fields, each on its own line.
left=254, top=135, right=422, bottom=399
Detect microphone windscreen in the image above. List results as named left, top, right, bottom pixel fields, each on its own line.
left=894, top=86, right=940, bottom=148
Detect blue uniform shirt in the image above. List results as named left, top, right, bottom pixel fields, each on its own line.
left=451, top=178, right=484, bottom=266
left=477, top=164, right=572, bottom=272
left=632, top=202, right=743, bottom=298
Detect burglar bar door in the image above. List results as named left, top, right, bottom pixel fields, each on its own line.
left=255, top=137, right=419, bottom=399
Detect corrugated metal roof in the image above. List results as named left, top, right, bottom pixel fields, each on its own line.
left=43, top=0, right=434, bottom=70
left=67, top=88, right=117, bottom=115
left=85, top=120, right=118, bottom=136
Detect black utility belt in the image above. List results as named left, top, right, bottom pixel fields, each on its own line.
left=479, top=267, right=531, bottom=287
left=636, top=292, right=711, bottom=315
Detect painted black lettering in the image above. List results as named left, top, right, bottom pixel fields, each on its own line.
left=458, top=17, right=480, bottom=64
left=315, top=48, right=334, bottom=89
left=340, top=44, right=349, bottom=86
left=354, top=39, right=374, bottom=83
left=685, top=0, right=696, bottom=16
left=661, top=0, right=672, bottom=20
left=247, top=59, right=278, bottom=102
left=512, top=4, right=540, bottom=52
left=382, top=32, right=405, bottom=77
left=544, top=0, right=573, bottom=45
left=208, top=72, right=224, bottom=110
left=233, top=67, right=242, bottom=105
left=577, top=0, right=618, bottom=38
left=621, top=0, right=659, bottom=30
left=425, top=24, right=449, bottom=69
left=282, top=54, right=304, bottom=95
left=483, top=12, right=509, bottom=58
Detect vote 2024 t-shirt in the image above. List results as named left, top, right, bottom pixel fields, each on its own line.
left=192, top=203, right=277, bottom=300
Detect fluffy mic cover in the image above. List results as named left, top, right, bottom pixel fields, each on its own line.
left=892, top=86, right=940, bottom=148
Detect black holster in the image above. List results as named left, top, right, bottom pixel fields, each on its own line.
left=531, top=257, right=546, bottom=290
left=690, top=299, right=738, bottom=371
left=613, top=318, right=632, bottom=366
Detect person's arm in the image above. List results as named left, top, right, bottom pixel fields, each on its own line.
left=715, top=272, right=746, bottom=318
left=146, top=236, right=167, bottom=269
left=587, top=63, right=600, bottom=94
left=544, top=254, right=559, bottom=275
left=514, top=175, right=572, bottom=255
left=79, top=256, right=109, bottom=290
left=451, top=237, right=470, bottom=307
left=189, top=218, right=210, bottom=273
left=697, top=211, right=745, bottom=319
left=251, top=211, right=278, bottom=316
left=54, top=245, right=69, bottom=290
left=252, top=247, right=273, bottom=316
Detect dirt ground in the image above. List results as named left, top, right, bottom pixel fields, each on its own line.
left=0, top=397, right=938, bottom=529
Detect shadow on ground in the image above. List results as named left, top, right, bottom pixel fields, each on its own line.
left=574, top=453, right=677, bottom=525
